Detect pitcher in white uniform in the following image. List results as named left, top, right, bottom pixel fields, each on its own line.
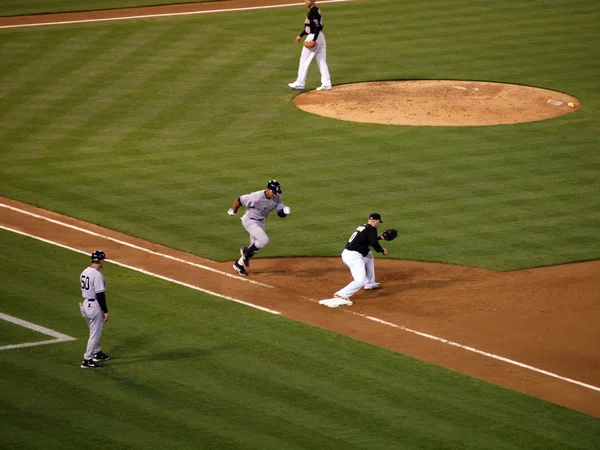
left=228, top=180, right=291, bottom=276
left=288, top=1, right=332, bottom=91
left=79, top=250, right=111, bottom=369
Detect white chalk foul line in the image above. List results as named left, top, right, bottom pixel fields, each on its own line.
left=0, top=203, right=271, bottom=289
left=2, top=204, right=598, bottom=394
left=0, top=0, right=353, bottom=30
left=0, top=312, right=76, bottom=351
left=355, top=312, right=600, bottom=393
left=0, top=312, right=75, bottom=340
left=0, top=225, right=280, bottom=316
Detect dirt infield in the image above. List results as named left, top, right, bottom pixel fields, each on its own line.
left=1, top=1, right=598, bottom=418
left=2, top=198, right=599, bottom=417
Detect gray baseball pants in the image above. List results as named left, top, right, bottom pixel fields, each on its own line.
left=80, top=299, right=104, bottom=360
left=241, top=216, right=269, bottom=249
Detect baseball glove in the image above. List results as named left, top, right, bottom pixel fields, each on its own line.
left=381, top=228, right=398, bottom=241
left=303, top=40, right=317, bottom=49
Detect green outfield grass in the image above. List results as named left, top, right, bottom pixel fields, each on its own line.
left=1, top=230, right=599, bottom=449
left=1, top=0, right=599, bottom=270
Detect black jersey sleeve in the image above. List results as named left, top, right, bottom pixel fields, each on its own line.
left=367, top=227, right=384, bottom=254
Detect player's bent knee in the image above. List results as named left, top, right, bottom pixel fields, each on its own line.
left=256, top=237, right=269, bottom=248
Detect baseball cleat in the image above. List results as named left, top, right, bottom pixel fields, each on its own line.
left=81, top=359, right=102, bottom=369
left=288, top=82, right=304, bottom=90
left=233, top=262, right=248, bottom=276
left=240, top=247, right=250, bottom=267
left=333, top=293, right=352, bottom=301
left=93, top=351, right=111, bottom=362
left=316, top=85, right=332, bottom=91
left=364, top=283, right=381, bottom=290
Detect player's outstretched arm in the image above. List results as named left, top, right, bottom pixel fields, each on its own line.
left=228, top=198, right=242, bottom=215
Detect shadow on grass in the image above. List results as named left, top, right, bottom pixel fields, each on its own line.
left=104, top=344, right=240, bottom=366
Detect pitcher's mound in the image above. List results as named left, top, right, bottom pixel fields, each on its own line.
left=293, top=80, right=580, bottom=126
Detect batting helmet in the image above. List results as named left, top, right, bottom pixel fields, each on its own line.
left=91, top=250, right=106, bottom=262
left=267, top=179, right=282, bottom=194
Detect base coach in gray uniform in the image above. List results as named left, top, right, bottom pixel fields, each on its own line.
left=79, top=250, right=111, bottom=369
left=228, top=180, right=291, bottom=276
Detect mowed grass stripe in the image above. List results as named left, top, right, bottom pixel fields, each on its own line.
left=37, top=23, right=209, bottom=154
left=332, top=1, right=597, bottom=87
left=0, top=25, right=175, bottom=152
left=0, top=29, right=114, bottom=130
left=8, top=17, right=290, bottom=158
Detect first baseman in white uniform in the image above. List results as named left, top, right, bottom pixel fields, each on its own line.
left=79, top=250, right=111, bottom=369
left=288, top=0, right=332, bottom=91
left=228, top=180, right=291, bottom=276
left=333, top=213, right=388, bottom=305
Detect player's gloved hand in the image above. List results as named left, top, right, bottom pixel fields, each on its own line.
left=227, top=208, right=236, bottom=216
left=283, top=206, right=291, bottom=215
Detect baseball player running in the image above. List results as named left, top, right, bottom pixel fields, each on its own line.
left=288, top=0, right=332, bottom=91
left=228, top=180, right=291, bottom=276
left=333, top=213, right=388, bottom=305
left=79, top=250, right=111, bottom=369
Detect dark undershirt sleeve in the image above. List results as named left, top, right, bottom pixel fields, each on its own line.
left=368, top=229, right=384, bottom=253
left=96, top=291, right=108, bottom=313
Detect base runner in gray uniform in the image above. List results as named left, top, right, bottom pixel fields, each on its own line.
left=79, top=250, right=111, bottom=369
left=228, top=180, right=291, bottom=276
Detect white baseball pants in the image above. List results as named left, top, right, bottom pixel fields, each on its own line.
left=335, top=249, right=378, bottom=298
left=293, top=33, right=331, bottom=88
left=80, top=299, right=104, bottom=360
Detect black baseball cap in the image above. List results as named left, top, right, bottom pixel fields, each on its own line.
left=369, top=213, right=383, bottom=223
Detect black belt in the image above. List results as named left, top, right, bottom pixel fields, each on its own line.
left=84, top=298, right=96, bottom=302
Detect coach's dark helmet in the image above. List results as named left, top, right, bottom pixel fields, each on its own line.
left=267, top=179, right=282, bottom=194
left=91, top=250, right=106, bottom=263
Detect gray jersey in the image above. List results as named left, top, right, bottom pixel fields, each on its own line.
left=239, top=190, right=283, bottom=221
left=80, top=267, right=106, bottom=300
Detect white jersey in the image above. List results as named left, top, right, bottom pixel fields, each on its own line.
left=80, top=266, right=106, bottom=300
left=239, top=190, right=284, bottom=221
